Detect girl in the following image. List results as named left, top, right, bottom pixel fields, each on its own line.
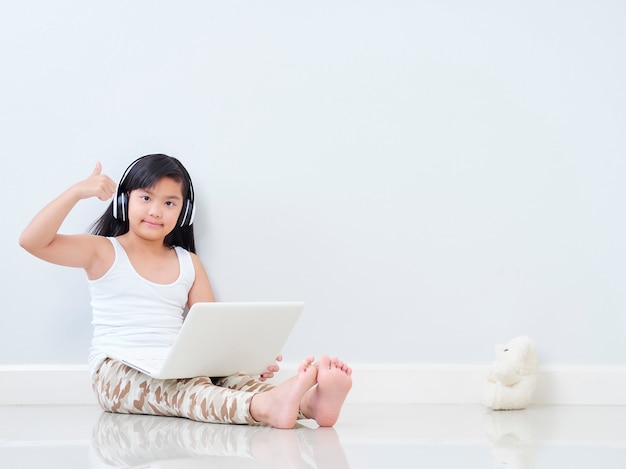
left=19, top=154, right=352, bottom=428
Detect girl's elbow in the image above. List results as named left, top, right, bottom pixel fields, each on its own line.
left=18, top=233, right=43, bottom=256
left=18, top=233, right=32, bottom=252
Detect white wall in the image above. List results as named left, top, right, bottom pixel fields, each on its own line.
left=2, top=1, right=625, bottom=368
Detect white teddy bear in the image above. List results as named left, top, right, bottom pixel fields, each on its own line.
left=484, top=335, right=538, bottom=410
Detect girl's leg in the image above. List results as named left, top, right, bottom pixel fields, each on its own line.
left=213, top=374, right=275, bottom=393
left=214, top=374, right=310, bottom=421
left=92, top=359, right=256, bottom=424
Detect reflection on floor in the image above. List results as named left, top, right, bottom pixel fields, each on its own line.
left=1, top=403, right=625, bottom=468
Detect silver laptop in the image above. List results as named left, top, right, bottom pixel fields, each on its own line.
left=105, top=302, right=304, bottom=379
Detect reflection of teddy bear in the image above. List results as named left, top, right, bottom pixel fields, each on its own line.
left=484, top=336, right=538, bottom=410
left=484, top=410, right=536, bottom=469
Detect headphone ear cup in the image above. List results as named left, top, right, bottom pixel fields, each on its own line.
left=180, top=199, right=195, bottom=227
left=115, top=193, right=127, bottom=222
left=188, top=201, right=196, bottom=226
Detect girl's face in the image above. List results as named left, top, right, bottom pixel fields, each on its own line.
left=127, top=176, right=185, bottom=241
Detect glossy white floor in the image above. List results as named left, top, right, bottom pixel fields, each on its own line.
left=1, top=403, right=625, bottom=468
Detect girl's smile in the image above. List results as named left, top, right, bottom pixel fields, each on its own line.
left=143, top=220, right=163, bottom=228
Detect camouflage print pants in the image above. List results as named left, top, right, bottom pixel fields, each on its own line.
left=92, top=358, right=275, bottom=424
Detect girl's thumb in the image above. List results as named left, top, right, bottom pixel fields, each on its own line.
left=92, top=161, right=102, bottom=176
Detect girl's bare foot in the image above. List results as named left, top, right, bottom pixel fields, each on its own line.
left=301, top=355, right=352, bottom=427
left=250, top=357, right=317, bottom=429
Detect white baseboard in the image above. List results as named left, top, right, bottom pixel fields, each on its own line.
left=1, top=363, right=625, bottom=406
left=0, top=364, right=96, bottom=406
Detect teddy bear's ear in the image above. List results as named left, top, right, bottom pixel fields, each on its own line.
left=510, top=335, right=533, bottom=348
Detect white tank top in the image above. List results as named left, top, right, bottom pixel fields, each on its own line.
left=87, top=237, right=195, bottom=377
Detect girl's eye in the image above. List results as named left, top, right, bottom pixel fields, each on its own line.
left=165, top=201, right=175, bottom=207
left=141, top=195, right=150, bottom=201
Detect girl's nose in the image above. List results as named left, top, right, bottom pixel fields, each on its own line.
left=149, top=203, right=162, bottom=217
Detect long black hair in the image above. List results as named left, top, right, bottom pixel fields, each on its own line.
left=88, top=154, right=197, bottom=253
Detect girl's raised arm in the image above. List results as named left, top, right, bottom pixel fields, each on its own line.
left=19, top=162, right=117, bottom=270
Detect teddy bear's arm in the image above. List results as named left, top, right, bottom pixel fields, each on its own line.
left=493, top=363, right=522, bottom=386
